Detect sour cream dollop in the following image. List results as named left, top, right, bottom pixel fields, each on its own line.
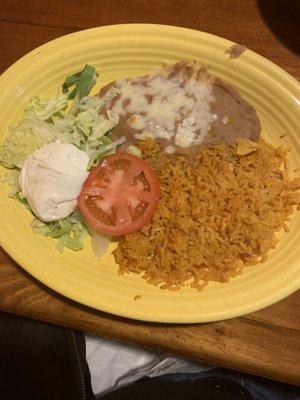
left=19, top=142, right=89, bottom=222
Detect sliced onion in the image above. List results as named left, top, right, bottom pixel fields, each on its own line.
left=90, top=228, right=111, bottom=260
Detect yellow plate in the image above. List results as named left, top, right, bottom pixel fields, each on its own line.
left=0, top=24, right=299, bottom=323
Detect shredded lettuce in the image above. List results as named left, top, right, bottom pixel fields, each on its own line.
left=63, top=65, right=98, bottom=114
left=0, top=65, right=119, bottom=171
left=126, top=145, right=142, bottom=158
left=24, top=92, right=68, bottom=121
left=87, top=136, right=126, bottom=169
left=0, top=64, right=118, bottom=255
left=7, top=170, right=21, bottom=197
left=30, top=211, right=87, bottom=253
left=0, top=169, right=21, bottom=197
left=62, top=64, right=97, bottom=100
left=15, top=191, right=30, bottom=209
left=0, top=120, right=59, bottom=169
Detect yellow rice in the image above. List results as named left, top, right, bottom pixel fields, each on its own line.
left=114, top=139, right=300, bottom=290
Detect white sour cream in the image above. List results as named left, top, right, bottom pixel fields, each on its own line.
left=19, top=142, right=89, bottom=222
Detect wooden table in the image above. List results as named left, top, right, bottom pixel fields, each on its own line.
left=0, top=0, right=299, bottom=387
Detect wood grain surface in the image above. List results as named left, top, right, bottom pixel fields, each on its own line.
left=0, top=0, right=299, bottom=386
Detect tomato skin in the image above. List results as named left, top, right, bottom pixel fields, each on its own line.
left=78, top=153, right=160, bottom=236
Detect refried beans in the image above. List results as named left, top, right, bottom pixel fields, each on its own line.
left=100, top=62, right=261, bottom=156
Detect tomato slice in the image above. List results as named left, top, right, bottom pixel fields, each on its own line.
left=78, top=153, right=160, bottom=236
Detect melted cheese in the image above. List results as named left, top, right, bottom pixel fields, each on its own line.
left=107, top=74, right=216, bottom=149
